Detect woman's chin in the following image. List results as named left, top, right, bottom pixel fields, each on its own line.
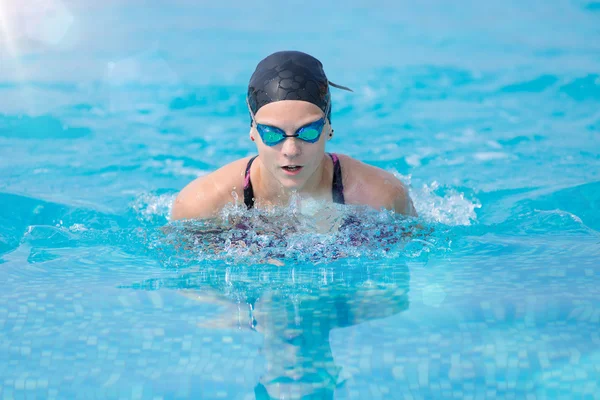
left=278, top=180, right=304, bottom=191
left=276, top=171, right=305, bottom=187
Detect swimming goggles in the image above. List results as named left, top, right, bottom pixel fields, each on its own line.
left=247, top=99, right=329, bottom=146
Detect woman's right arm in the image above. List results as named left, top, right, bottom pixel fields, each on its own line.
left=171, top=174, right=221, bottom=220
left=170, top=158, right=249, bottom=221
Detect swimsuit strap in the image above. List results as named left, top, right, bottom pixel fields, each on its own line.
left=243, top=156, right=258, bottom=209
left=243, top=154, right=345, bottom=209
left=329, top=153, right=345, bottom=205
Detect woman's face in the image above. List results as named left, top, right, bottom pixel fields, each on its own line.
left=252, top=100, right=331, bottom=191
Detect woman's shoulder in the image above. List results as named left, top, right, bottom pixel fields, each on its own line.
left=335, top=153, right=397, bottom=182
left=213, top=156, right=255, bottom=178
left=171, top=156, right=254, bottom=220
left=335, top=153, right=415, bottom=215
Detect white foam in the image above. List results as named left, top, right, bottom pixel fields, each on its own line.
left=405, top=155, right=422, bottom=167
left=411, top=181, right=481, bottom=226
left=131, top=192, right=176, bottom=223
left=474, top=152, right=509, bottom=161
left=69, top=224, right=88, bottom=232
left=144, top=158, right=208, bottom=177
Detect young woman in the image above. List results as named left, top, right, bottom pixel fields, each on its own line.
left=171, top=51, right=416, bottom=221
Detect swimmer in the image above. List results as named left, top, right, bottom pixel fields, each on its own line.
left=171, top=51, right=416, bottom=220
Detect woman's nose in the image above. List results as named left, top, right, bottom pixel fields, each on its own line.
left=281, top=137, right=302, bottom=158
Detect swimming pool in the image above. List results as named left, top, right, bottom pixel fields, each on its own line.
left=1, top=0, right=599, bottom=398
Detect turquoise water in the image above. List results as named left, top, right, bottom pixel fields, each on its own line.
left=1, top=0, right=600, bottom=398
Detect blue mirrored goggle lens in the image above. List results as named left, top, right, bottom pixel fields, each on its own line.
left=258, top=126, right=286, bottom=146
left=297, top=120, right=324, bottom=142
left=257, top=119, right=325, bottom=146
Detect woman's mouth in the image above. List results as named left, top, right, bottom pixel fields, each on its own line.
left=281, top=165, right=303, bottom=175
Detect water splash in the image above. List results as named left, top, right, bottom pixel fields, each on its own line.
left=411, top=181, right=481, bottom=226
left=129, top=186, right=475, bottom=265
left=130, top=191, right=176, bottom=225
left=154, top=204, right=443, bottom=266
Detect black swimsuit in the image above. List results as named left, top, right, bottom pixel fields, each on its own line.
left=243, top=153, right=345, bottom=209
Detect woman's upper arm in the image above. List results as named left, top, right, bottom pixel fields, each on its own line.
left=341, top=156, right=415, bottom=216
left=169, top=176, right=229, bottom=221
left=170, top=160, right=247, bottom=221
left=171, top=176, right=218, bottom=220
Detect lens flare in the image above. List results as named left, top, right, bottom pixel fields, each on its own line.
left=0, top=0, right=73, bottom=55
left=0, top=0, right=17, bottom=57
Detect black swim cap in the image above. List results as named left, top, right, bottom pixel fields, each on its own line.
left=247, top=51, right=352, bottom=123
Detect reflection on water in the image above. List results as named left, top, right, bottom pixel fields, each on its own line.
left=132, top=202, right=425, bottom=398
left=130, top=259, right=410, bottom=399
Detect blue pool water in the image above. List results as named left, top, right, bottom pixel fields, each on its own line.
left=1, top=0, right=600, bottom=398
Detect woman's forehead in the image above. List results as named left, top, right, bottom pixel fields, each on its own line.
left=254, top=100, right=324, bottom=125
